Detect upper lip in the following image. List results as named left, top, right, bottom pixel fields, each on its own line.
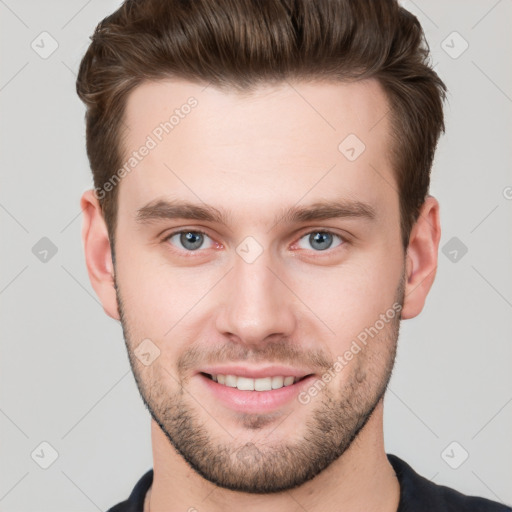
left=199, top=365, right=315, bottom=379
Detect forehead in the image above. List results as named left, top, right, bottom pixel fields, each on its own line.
left=118, top=77, right=395, bottom=221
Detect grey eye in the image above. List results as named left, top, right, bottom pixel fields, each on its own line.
left=297, top=231, right=343, bottom=251
left=168, top=231, right=213, bottom=251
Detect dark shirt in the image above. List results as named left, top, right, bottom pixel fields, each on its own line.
left=107, top=454, right=511, bottom=511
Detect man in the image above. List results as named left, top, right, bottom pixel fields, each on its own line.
left=76, top=1, right=510, bottom=511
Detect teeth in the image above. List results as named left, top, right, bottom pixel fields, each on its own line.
left=211, top=374, right=300, bottom=391
left=271, top=376, right=284, bottom=389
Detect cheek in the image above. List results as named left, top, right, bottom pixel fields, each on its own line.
left=114, top=244, right=180, bottom=338
left=288, top=251, right=403, bottom=349
left=120, top=278, right=193, bottom=343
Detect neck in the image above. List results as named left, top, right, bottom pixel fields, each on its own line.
left=146, top=400, right=399, bottom=512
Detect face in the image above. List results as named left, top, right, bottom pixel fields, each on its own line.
left=111, top=78, right=407, bottom=492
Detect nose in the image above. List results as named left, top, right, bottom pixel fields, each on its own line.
left=215, top=249, right=297, bottom=347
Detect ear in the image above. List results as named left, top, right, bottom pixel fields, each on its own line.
left=401, top=196, right=441, bottom=319
left=80, top=189, right=120, bottom=320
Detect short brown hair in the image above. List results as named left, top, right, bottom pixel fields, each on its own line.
left=76, top=0, right=446, bottom=249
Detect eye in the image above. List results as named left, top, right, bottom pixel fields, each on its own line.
left=165, top=230, right=214, bottom=251
left=295, top=230, right=344, bottom=251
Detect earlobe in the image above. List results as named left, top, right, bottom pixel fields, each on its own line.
left=80, top=189, right=120, bottom=321
left=401, top=196, right=441, bottom=320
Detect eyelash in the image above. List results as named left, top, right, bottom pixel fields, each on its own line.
left=162, top=228, right=346, bottom=256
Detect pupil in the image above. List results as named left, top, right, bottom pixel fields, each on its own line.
left=310, top=232, right=332, bottom=250
left=181, top=232, right=203, bottom=250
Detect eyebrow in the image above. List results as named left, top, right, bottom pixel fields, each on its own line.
left=135, top=198, right=376, bottom=227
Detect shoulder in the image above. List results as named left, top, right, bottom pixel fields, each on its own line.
left=107, top=469, right=153, bottom=512
left=387, top=454, right=511, bottom=512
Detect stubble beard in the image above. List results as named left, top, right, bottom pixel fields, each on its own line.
left=115, top=274, right=404, bottom=494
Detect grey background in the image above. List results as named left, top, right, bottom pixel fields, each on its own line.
left=1, top=0, right=511, bottom=510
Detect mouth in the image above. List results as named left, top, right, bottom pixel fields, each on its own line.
left=197, top=365, right=318, bottom=413
left=200, top=372, right=313, bottom=391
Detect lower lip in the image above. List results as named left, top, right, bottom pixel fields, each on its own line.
left=198, top=373, right=316, bottom=414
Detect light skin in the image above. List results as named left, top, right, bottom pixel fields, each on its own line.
left=81, top=78, right=440, bottom=512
